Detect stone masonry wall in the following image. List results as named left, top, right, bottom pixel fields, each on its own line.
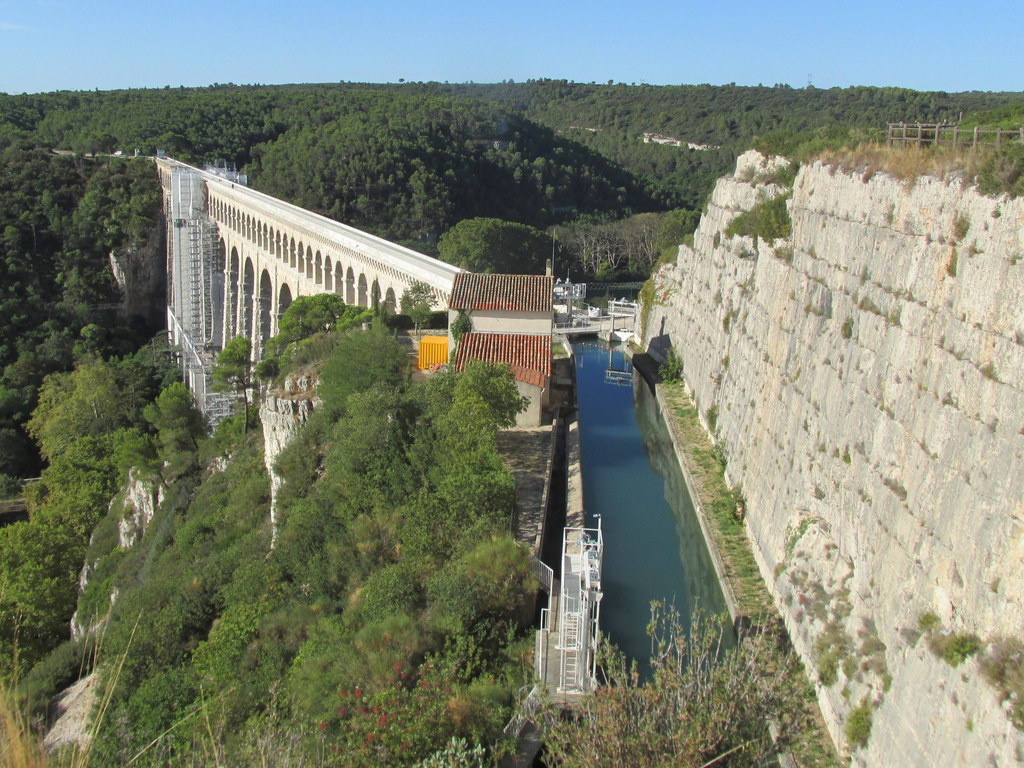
left=642, top=151, right=1024, bottom=765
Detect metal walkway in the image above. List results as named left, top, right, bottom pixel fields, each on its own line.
left=535, top=522, right=604, bottom=706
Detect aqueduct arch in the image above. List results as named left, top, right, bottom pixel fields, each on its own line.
left=158, top=157, right=461, bottom=363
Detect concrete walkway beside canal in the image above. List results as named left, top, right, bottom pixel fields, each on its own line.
left=497, top=426, right=553, bottom=556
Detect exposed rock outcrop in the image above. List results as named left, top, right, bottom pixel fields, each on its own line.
left=116, top=468, right=162, bottom=550
left=71, top=468, right=161, bottom=639
left=108, top=220, right=165, bottom=326
left=43, top=672, right=98, bottom=752
left=641, top=151, right=1024, bottom=765
left=260, top=376, right=318, bottom=542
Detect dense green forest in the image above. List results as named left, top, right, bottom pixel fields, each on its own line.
left=3, top=81, right=1019, bottom=261
left=37, top=320, right=536, bottom=766
left=0, top=139, right=164, bottom=479
left=0, top=142, right=175, bottom=703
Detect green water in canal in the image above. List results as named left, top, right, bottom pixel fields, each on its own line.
left=573, top=340, right=729, bottom=667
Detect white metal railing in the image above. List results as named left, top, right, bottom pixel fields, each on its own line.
left=535, top=608, right=550, bottom=680
left=530, top=555, right=554, bottom=593
left=503, top=683, right=544, bottom=739
left=608, top=299, right=639, bottom=316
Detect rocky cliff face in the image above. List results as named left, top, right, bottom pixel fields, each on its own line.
left=642, top=151, right=1024, bottom=765
left=71, top=469, right=162, bottom=639
left=260, top=376, right=318, bottom=541
left=109, top=220, right=165, bottom=326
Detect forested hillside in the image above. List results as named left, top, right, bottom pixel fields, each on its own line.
left=448, top=80, right=1024, bottom=208
left=0, top=138, right=163, bottom=479
left=3, top=82, right=1018, bottom=256
left=0, top=142, right=178, bottom=705
left=0, top=86, right=652, bottom=249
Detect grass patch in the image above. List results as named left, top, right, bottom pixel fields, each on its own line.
left=725, top=193, right=792, bottom=242
left=845, top=698, right=873, bottom=749
left=659, top=382, right=772, bottom=616
left=816, top=143, right=989, bottom=184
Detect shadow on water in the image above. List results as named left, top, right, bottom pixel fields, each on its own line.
left=573, top=341, right=729, bottom=673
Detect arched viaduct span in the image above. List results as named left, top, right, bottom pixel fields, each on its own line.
left=156, top=157, right=461, bottom=348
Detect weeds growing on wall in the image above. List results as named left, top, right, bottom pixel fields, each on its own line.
left=724, top=194, right=792, bottom=243
left=977, top=145, right=1024, bottom=198
left=845, top=697, right=873, bottom=749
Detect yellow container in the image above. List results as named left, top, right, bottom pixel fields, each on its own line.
left=417, top=336, right=448, bottom=370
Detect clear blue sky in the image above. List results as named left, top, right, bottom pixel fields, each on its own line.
left=1, top=0, right=1021, bottom=95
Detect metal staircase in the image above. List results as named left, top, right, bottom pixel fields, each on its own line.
left=544, top=521, right=604, bottom=696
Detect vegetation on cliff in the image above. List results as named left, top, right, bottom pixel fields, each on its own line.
left=15, top=319, right=536, bottom=766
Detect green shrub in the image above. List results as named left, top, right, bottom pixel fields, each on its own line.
left=0, top=473, right=22, bottom=499
left=917, top=611, right=941, bottom=633
left=930, top=632, right=981, bottom=667
left=706, top=405, right=718, bottom=434
left=813, top=621, right=852, bottom=687
left=254, top=356, right=280, bottom=381
left=980, top=637, right=1024, bottom=729
left=725, top=193, right=792, bottom=242
left=845, top=698, right=873, bottom=748
left=451, top=311, right=472, bottom=345
left=953, top=213, right=970, bottom=242
left=18, top=637, right=95, bottom=717
left=349, top=560, right=425, bottom=626
left=977, top=145, right=1024, bottom=198
left=659, top=348, right=683, bottom=382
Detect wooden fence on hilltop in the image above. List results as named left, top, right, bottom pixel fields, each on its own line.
left=888, top=123, right=1024, bottom=149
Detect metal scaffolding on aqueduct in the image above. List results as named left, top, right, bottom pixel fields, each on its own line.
left=165, top=165, right=233, bottom=425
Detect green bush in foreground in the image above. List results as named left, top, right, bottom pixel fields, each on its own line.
left=542, top=606, right=806, bottom=768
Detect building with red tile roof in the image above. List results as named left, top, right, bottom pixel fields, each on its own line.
left=449, top=273, right=554, bottom=314
left=453, top=333, right=552, bottom=388
left=448, top=273, right=553, bottom=338
left=453, top=332, right=552, bottom=425
left=448, top=273, right=555, bottom=426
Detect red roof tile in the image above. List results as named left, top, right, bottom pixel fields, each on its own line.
left=453, top=333, right=551, bottom=388
left=449, top=273, right=553, bottom=313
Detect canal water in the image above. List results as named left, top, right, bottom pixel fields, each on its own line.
left=573, top=340, right=728, bottom=668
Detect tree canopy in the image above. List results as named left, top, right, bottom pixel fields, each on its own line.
left=399, top=281, right=435, bottom=335
left=212, top=336, right=253, bottom=427
left=438, top=217, right=551, bottom=274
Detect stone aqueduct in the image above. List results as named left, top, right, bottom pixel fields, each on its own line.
left=155, top=157, right=462, bottom=351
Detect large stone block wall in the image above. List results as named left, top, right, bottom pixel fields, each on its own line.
left=642, top=151, right=1024, bottom=765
